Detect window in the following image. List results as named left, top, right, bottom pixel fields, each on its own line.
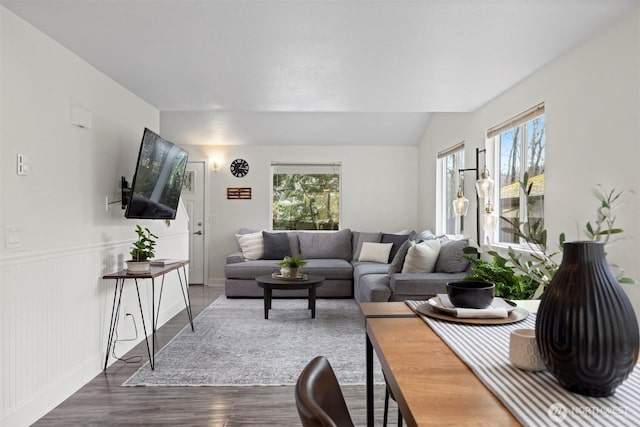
left=438, top=143, right=465, bottom=235
left=271, top=163, right=341, bottom=230
left=488, top=104, right=545, bottom=245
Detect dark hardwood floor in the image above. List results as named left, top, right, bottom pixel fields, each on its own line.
left=33, top=284, right=397, bottom=426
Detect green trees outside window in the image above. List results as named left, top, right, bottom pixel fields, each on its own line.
left=272, top=169, right=340, bottom=230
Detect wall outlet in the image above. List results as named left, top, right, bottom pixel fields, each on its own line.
left=17, top=154, right=28, bottom=176
left=5, top=225, right=21, bottom=249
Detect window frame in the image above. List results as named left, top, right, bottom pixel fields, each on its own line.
left=270, top=162, right=342, bottom=231
left=486, top=104, right=545, bottom=248
left=437, top=143, right=465, bottom=235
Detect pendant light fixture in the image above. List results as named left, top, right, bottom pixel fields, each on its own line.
left=482, top=199, right=499, bottom=243
left=453, top=186, right=469, bottom=217
left=456, top=147, right=495, bottom=244
left=475, top=165, right=495, bottom=199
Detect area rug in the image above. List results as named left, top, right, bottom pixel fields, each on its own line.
left=123, top=296, right=382, bottom=386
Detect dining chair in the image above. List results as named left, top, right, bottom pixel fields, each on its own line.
left=383, top=377, right=403, bottom=427
left=295, top=356, right=355, bottom=427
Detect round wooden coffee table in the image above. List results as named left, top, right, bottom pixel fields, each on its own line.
left=255, top=275, right=324, bottom=319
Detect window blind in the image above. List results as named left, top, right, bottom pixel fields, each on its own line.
left=271, top=162, right=341, bottom=175
left=487, top=103, right=545, bottom=139
left=437, top=142, right=465, bottom=160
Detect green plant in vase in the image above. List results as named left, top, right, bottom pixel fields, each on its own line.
left=127, top=225, right=158, bottom=273
left=463, top=254, right=538, bottom=300
left=278, top=254, right=308, bottom=278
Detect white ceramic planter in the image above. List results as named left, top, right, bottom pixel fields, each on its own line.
left=126, top=260, right=150, bottom=273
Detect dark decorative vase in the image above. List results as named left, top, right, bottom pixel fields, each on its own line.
left=536, top=241, right=639, bottom=397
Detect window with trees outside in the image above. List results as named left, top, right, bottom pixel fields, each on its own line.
left=438, top=143, right=465, bottom=235
left=488, top=104, right=545, bottom=245
left=271, top=163, right=341, bottom=230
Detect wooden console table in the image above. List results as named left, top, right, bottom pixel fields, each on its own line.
left=103, top=261, right=193, bottom=370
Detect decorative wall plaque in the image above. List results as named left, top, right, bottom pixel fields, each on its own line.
left=227, top=187, right=252, bottom=200
left=182, top=170, right=195, bottom=193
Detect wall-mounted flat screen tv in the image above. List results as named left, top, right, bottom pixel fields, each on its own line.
left=124, top=128, right=188, bottom=219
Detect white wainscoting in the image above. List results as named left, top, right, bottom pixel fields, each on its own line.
left=0, top=233, right=189, bottom=426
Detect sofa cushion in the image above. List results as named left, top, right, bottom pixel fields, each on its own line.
left=235, top=231, right=264, bottom=260
left=435, top=239, right=470, bottom=273
left=288, top=232, right=301, bottom=256
left=355, top=274, right=392, bottom=303
left=390, top=271, right=468, bottom=297
left=224, top=258, right=353, bottom=280
left=416, top=229, right=435, bottom=242
left=224, top=259, right=281, bottom=279
left=302, top=259, right=354, bottom=280
left=262, top=231, right=291, bottom=260
left=352, top=231, right=382, bottom=260
left=381, top=232, right=412, bottom=262
left=388, top=239, right=411, bottom=275
left=401, top=240, right=441, bottom=273
left=352, top=261, right=390, bottom=285
left=298, top=229, right=352, bottom=260
left=358, top=242, right=392, bottom=263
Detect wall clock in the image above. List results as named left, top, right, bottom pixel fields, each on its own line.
left=230, top=158, right=249, bottom=177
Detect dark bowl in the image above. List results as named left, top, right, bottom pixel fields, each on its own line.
left=446, top=281, right=495, bottom=309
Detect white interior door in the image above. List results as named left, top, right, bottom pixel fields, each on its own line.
left=182, top=161, right=206, bottom=284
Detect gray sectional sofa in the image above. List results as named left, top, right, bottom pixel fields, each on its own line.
left=224, top=229, right=472, bottom=302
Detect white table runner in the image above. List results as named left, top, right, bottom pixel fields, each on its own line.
left=406, top=300, right=640, bottom=427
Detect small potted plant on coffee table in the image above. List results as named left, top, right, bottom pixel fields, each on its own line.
left=278, top=254, right=308, bottom=278
left=126, top=225, right=158, bottom=273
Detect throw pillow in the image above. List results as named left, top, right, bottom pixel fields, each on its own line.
left=416, top=229, right=435, bottom=242
left=435, top=239, right=470, bottom=273
left=298, top=229, right=352, bottom=260
left=381, top=232, right=412, bottom=262
left=235, top=231, right=264, bottom=260
left=401, top=239, right=441, bottom=274
left=353, top=231, right=382, bottom=260
left=358, top=242, right=393, bottom=263
left=262, top=231, right=291, bottom=260
left=388, top=239, right=412, bottom=275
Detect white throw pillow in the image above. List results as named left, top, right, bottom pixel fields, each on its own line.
left=235, top=231, right=264, bottom=260
left=401, top=239, right=441, bottom=273
left=358, top=242, right=393, bottom=263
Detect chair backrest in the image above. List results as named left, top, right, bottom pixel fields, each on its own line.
left=295, top=356, right=355, bottom=427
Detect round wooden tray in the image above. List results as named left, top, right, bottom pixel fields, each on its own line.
left=271, top=272, right=309, bottom=281
left=415, top=302, right=529, bottom=325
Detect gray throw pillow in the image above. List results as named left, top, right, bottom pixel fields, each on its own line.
left=435, top=239, right=470, bottom=273
left=298, top=229, right=352, bottom=260
left=262, top=231, right=291, bottom=260
left=381, top=232, right=412, bottom=263
left=353, top=231, right=382, bottom=260
left=388, top=239, right=412, bottom=275
left=416, top=229, right=435, bottom=242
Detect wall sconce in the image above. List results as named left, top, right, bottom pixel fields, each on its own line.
left=457, top=148, right=495, bottom=243
left=210, top=160, right=220, bottom=172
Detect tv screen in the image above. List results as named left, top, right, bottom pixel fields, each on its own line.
left=124, top=128, right=189, bottom=219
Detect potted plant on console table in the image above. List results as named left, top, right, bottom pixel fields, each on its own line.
left=126, top=225, right=157, bottom=273
left=278, top=254, right=308, bottom=278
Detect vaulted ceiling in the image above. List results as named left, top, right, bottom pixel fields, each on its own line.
left=3, top=0, right=637, bottom=145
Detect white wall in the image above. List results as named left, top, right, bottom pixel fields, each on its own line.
left=418, top=10, right=640, bottom=309
left=0, top=8, right=190, bottom=426
left=159, top=142, right=420, bottom=284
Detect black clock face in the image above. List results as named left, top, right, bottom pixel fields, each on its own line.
left=230, top=158, right=249, bottom=177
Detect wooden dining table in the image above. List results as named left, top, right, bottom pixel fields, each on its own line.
left=361, top=302, right=520, bottom=427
